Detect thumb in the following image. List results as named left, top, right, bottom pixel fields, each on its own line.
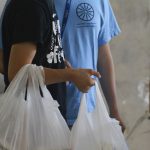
left=86, top=69, right=101, bottom=78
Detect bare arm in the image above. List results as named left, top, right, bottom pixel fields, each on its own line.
left=97, top=43, right=125, bottom=132
left=9, top=42, right=100, bottom=93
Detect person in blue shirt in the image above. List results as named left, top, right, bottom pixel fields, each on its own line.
left=54, top=0, right=126, bottom=131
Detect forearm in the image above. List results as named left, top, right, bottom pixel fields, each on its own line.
left=44, top=68, right=74, bottom=85
left=97, top=44, right=119, bottom=116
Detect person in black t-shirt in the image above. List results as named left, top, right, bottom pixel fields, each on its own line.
left=1, top=0, right=100, bottom=119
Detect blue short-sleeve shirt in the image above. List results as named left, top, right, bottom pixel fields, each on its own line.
left=54, top=0, right=121, bottom=125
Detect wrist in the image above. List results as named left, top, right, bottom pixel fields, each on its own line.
left=65, top=68, right=77, bottom=82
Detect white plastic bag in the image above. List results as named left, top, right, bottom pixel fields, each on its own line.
left=71, top=81, right=129, bottom=150
left=0, top=64, right=70, bottom=150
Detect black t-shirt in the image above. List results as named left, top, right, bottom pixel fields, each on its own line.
left=2, top=0, right=66, bottom=118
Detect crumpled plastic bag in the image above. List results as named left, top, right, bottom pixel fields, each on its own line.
left=0, top=64, right=70, bottom=150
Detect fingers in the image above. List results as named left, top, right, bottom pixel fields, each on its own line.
left=72, top=68, right=100, bottom=93
left=114, top=115, right=126, bottom=133
left=81, top=69, right=101, bottom=78
left=120, top=122, right=126, bottom=133
left=64, top=59, right=72, bottom=68
left=88, top=69, right=101, bottom=78
left=81, top=78, right=95, bottom=93
left=80, top=86, right=90, bottom=93
left=90, top=78, right=96, bottom=86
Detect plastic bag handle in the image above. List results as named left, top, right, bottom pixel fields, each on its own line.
left=33, top=65, right=55, bottom=102
left=80, top=80, right=109, bottom=117
left=94, top=81, right=110, bottom=117
left=5, top=64, right=31, bottom=98
left=6, top=64, right=57, bottom=104
left=8, top=64, right=43, bottom=101
left=31, top=65, right=60, bottom=108
left=25, top=65, right=42, bottom=99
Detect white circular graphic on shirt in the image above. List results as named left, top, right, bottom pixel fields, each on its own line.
left=76, top=3, right=94, bottom=21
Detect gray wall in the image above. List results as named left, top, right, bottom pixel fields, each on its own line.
left=110, top=0, right=150, bottom=149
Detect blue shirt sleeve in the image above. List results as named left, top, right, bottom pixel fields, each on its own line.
left=98, top=0, right=121, bottom=47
